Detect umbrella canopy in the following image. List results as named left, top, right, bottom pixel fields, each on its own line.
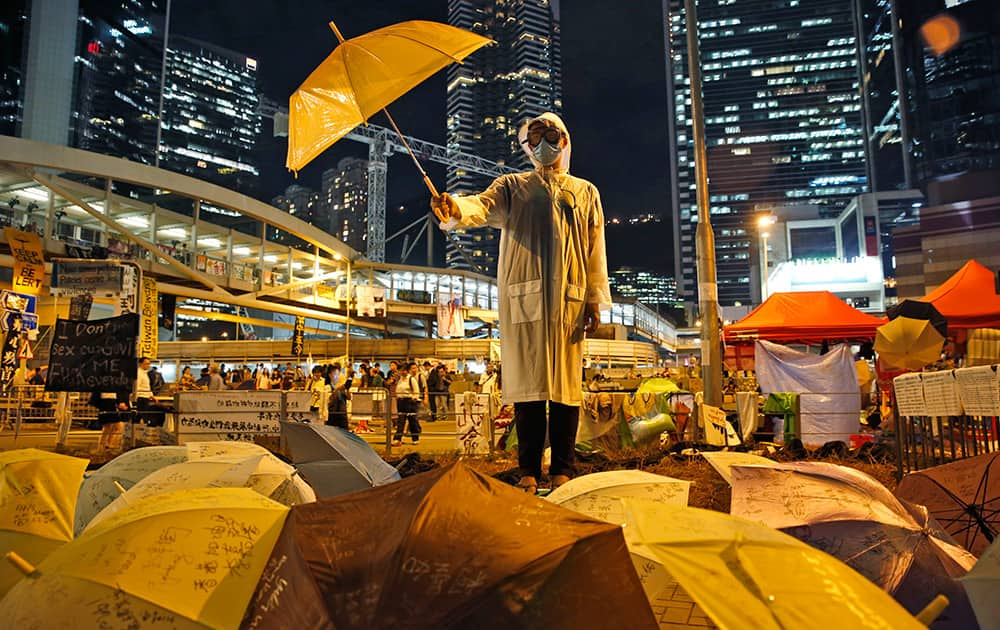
left=896, top=452, right=999, bottom=556
left=0, top=448, right=88, bottom=596
left=888, top=299, right=948, bottom=337
left=0, top=488, right=288, bottom=629
left=622, top=500, right=924, bottom=630
left=288, top=20, right=492, bottom=174
left=874, top=316, right=946, bottom=371
left=960, top=536, right=1000, bottom=629
left=84, top=453, right=315, bottom=532
left=730, top=461, right=977, bottom=628
left=700, top=451, right=775, bottom=485
left=240, top=462, right=657, bottom=630
left=75, top=442, right=271, bottom=534
left=281, top=422, right=400, bottom=497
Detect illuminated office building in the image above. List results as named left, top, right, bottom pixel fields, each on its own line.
left=665, top=0, right=868, bottom=305
left=159, top=35, right=261, bottom=197
left=321, top=157, right=369, bottom=254
left=0, top=1, right=26, bottom=137
left=609, top=267, right=682, bottom=308
left=445, top=0, right=561, bottom=275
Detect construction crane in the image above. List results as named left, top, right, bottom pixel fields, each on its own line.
left=267, top=104, right=517, bottom=263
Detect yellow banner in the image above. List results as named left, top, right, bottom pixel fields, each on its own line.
left=4, top=228, right=44, bottom=295
left=139, top=276, right=158, bottom=359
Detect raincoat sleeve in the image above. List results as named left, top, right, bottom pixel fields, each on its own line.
left=586, top=184, right=612, bottom=308
left=439, top=175, right=511, bottom=231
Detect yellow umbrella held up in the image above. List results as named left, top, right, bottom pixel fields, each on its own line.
left=288, top=19, right=493, bottom=194
left=0, top=487, right=289, bottom=630
left=0, top=448, right=88, bottom=596
left=874, top=316, right=946, bottom=371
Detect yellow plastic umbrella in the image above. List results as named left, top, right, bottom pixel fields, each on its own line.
left=874, top=316, right=946, bottom=371
left=1, top=487, right=288, bottom=629
left=288, top=19, right=492, bottom=190
left=0, top=448, right=88, bottom=596
left=622, top=500, right=925, bottom=630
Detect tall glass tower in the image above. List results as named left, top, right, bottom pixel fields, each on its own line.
left=665, top=0, right=868, bottom=305
left=445, top=0, right=562, bottom=275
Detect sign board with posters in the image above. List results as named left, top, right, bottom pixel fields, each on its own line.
left=138, top=276, right=158, bottom=359
left=50, top=260, right=124, bottom=296
left=4, top=228, right=45, bottom=295
left=45, top=314, right=139, bottom=393
left=164, top=391, right=316, bottom=444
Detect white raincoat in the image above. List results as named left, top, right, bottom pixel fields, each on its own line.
left=440, top=113, right=611, bottom=406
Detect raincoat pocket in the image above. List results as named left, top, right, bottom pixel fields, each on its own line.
left=564, top=284, right=586, bottom=326
left=509, top=279, right=543, bottom=324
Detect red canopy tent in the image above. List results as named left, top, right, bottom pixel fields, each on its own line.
left=724, top=291, right=886, bottom=343
left=918, top=260, right=1000, bottom=330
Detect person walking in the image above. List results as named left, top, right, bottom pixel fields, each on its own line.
left=392, top=362, right=423, bottom=446
left=429, top=364, right=451, bottom=422
left=432, top=112, right=610, bottom=493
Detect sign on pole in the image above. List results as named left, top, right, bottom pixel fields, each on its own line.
left=291, top=316, right=305, bottom=356
left=45, top=314, right=139, bottom=393
left=138, top=276, right=158, bottom=359
left=4, top=228, right=45, bottom=295
left=0, top=329, right=19, bottom=392
left=51, top=260, right=124, bottom=296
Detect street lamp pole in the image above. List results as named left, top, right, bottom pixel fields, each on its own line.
left=685, top=0, right=723, bottom=407
left=760, top=231, right=770, bottom=301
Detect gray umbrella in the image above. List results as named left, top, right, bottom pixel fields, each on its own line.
left=282, top=422, right=400, bottom=497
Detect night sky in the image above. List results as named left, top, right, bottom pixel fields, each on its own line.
left=171, top=1, right=673, bottom=274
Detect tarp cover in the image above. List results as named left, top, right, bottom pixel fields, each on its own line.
left=724, top=291, right=885, bottom=343
left=754, top=340, right=860, bottom=446
left=920, top=260, right=1000, bottom=330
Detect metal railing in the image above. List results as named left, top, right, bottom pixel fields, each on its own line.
left=895, top=414, right=999, bottom=476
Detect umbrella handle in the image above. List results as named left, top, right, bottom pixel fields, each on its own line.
left=915, top=594, right=949, bottom=626
left=6, top=551, right=36, bottom=576
left=381, top=109, right=440, bottom=198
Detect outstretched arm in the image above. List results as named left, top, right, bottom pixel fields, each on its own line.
left=430, top=176, right=511, bottom=231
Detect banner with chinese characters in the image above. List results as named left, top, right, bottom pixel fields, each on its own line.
left=4, top=228, right=45, bottom=295
left=138, top=276, right=158, bottom=359
left=436, top=293, right=464, bottom=338
left=0, top=329, right=19, bottom=392
left=291, top=316, right=305, bottom=356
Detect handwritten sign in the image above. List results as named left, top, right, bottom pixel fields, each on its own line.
left=455, top=393, right=490, bottom=454
left=921, top=370, right=962, bottom=416
left=138, top=276, right=158, bottom=359
left=45, top=314, right=138, bottom=393
left=0, top=329, right=19, bottom=392
left=893, top=372, right=925, bottom=417
left=5, top=228, right=45, bottom=295
left=51, top=260, right=123, bottom=295
left=954, top=365, right=1000, bottom=416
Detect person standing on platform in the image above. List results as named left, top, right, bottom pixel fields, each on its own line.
left=431, top=112, right=610, bottom=493
left=392, top=362, right=423, bottom=446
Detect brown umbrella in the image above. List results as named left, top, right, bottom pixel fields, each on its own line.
left=240, top=462, right=657, bottom=630
left=896, top=452, right=999, bottom=556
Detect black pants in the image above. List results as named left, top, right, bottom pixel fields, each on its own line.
left=393, top=398, right=421, bottom=442
left=514, top=401, right=579, bottom=479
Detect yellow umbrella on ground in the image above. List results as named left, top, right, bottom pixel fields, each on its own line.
left=0, top=448, right=88, bottom=596
left=622, top=500, right=925, bottom=630
left=874, top=316, right=946, bottom=371
left=1, top=487, right=288, bottom=629
left=288, top=19, right=492, bottom=191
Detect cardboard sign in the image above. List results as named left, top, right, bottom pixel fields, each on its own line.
left=45, top=314, right=139, bottom=393
left=138, top=276, right=158, bottom=359
left=4, top=228, right=45, bottom=295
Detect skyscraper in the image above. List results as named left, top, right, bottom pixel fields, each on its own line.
left=445, top=0, right=562, bottom=275
left=0, top=0, right=27, bottom=137
left=665, top=0, right=868, bottom=306
left=322, top=157, right=369, bottom=254
left=158, top=36, right=261, bottom=197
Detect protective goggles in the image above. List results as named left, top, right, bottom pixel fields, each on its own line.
left=522, top=126, right=564, bottom=147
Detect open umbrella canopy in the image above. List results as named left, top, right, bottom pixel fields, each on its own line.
left=240, top=462, right=657, bottom=630
left=622, top=500, right=924, bottom=630
left=0, top=488, right=289, bottom=630
left=281, top=422, right=400, bottom=498
left=84, top=453, right=315, bottom=532
left=730, top=461, right=977, bottom=629
left=960, top=536, right=1000, bottom=629
left=888, top=299, right=948, bottom=337
left=287, top=20, right=492, bottom=174
left=700, top=451, right=776, bottom=485
left=0, top=448, right=88, bottom=596
left=546, top=470, right=690, bottom=524
left=874, top=316, right=946, bottom=371
left=75, top=442, right=271, bottom=534
left=896, top=452, right=999, bottom=556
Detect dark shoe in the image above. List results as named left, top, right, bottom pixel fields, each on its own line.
left=391, top=440, right=402, bottom=447
left=516, top=476, right=538, bottom=494
left=551, top=475, right=571, bottom=490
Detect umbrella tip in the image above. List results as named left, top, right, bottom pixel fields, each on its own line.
left=6, top=551, right=36, bottom=576
left=329, top=21, right=346, bottom=43
left=915, top=594, right=949, bottom=626
left=113, top=480, right=127, bottom=495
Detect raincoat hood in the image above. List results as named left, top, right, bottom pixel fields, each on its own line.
left=519, top=112, right=571, bottom=173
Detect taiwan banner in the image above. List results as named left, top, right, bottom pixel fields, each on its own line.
left=138, top=276, right=158, bottom=359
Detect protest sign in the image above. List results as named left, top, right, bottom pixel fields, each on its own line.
left=46, top=314, right=139, bottom=393
left=4, top=228, right=45, bottom=295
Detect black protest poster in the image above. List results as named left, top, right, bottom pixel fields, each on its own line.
left=291, top=316, right=305, bottom=357
left=45, top=313, right=139, bottom=393
left=0, top=329, right=19, bottom=392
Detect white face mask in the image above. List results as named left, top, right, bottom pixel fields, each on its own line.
left=532, top=139, right=562, bottom=166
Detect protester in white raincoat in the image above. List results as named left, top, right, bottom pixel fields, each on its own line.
left=432, top=112, right=611, bottom=493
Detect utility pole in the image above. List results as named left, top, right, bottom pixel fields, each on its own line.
left=685, top=0, right=723, bottom=406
